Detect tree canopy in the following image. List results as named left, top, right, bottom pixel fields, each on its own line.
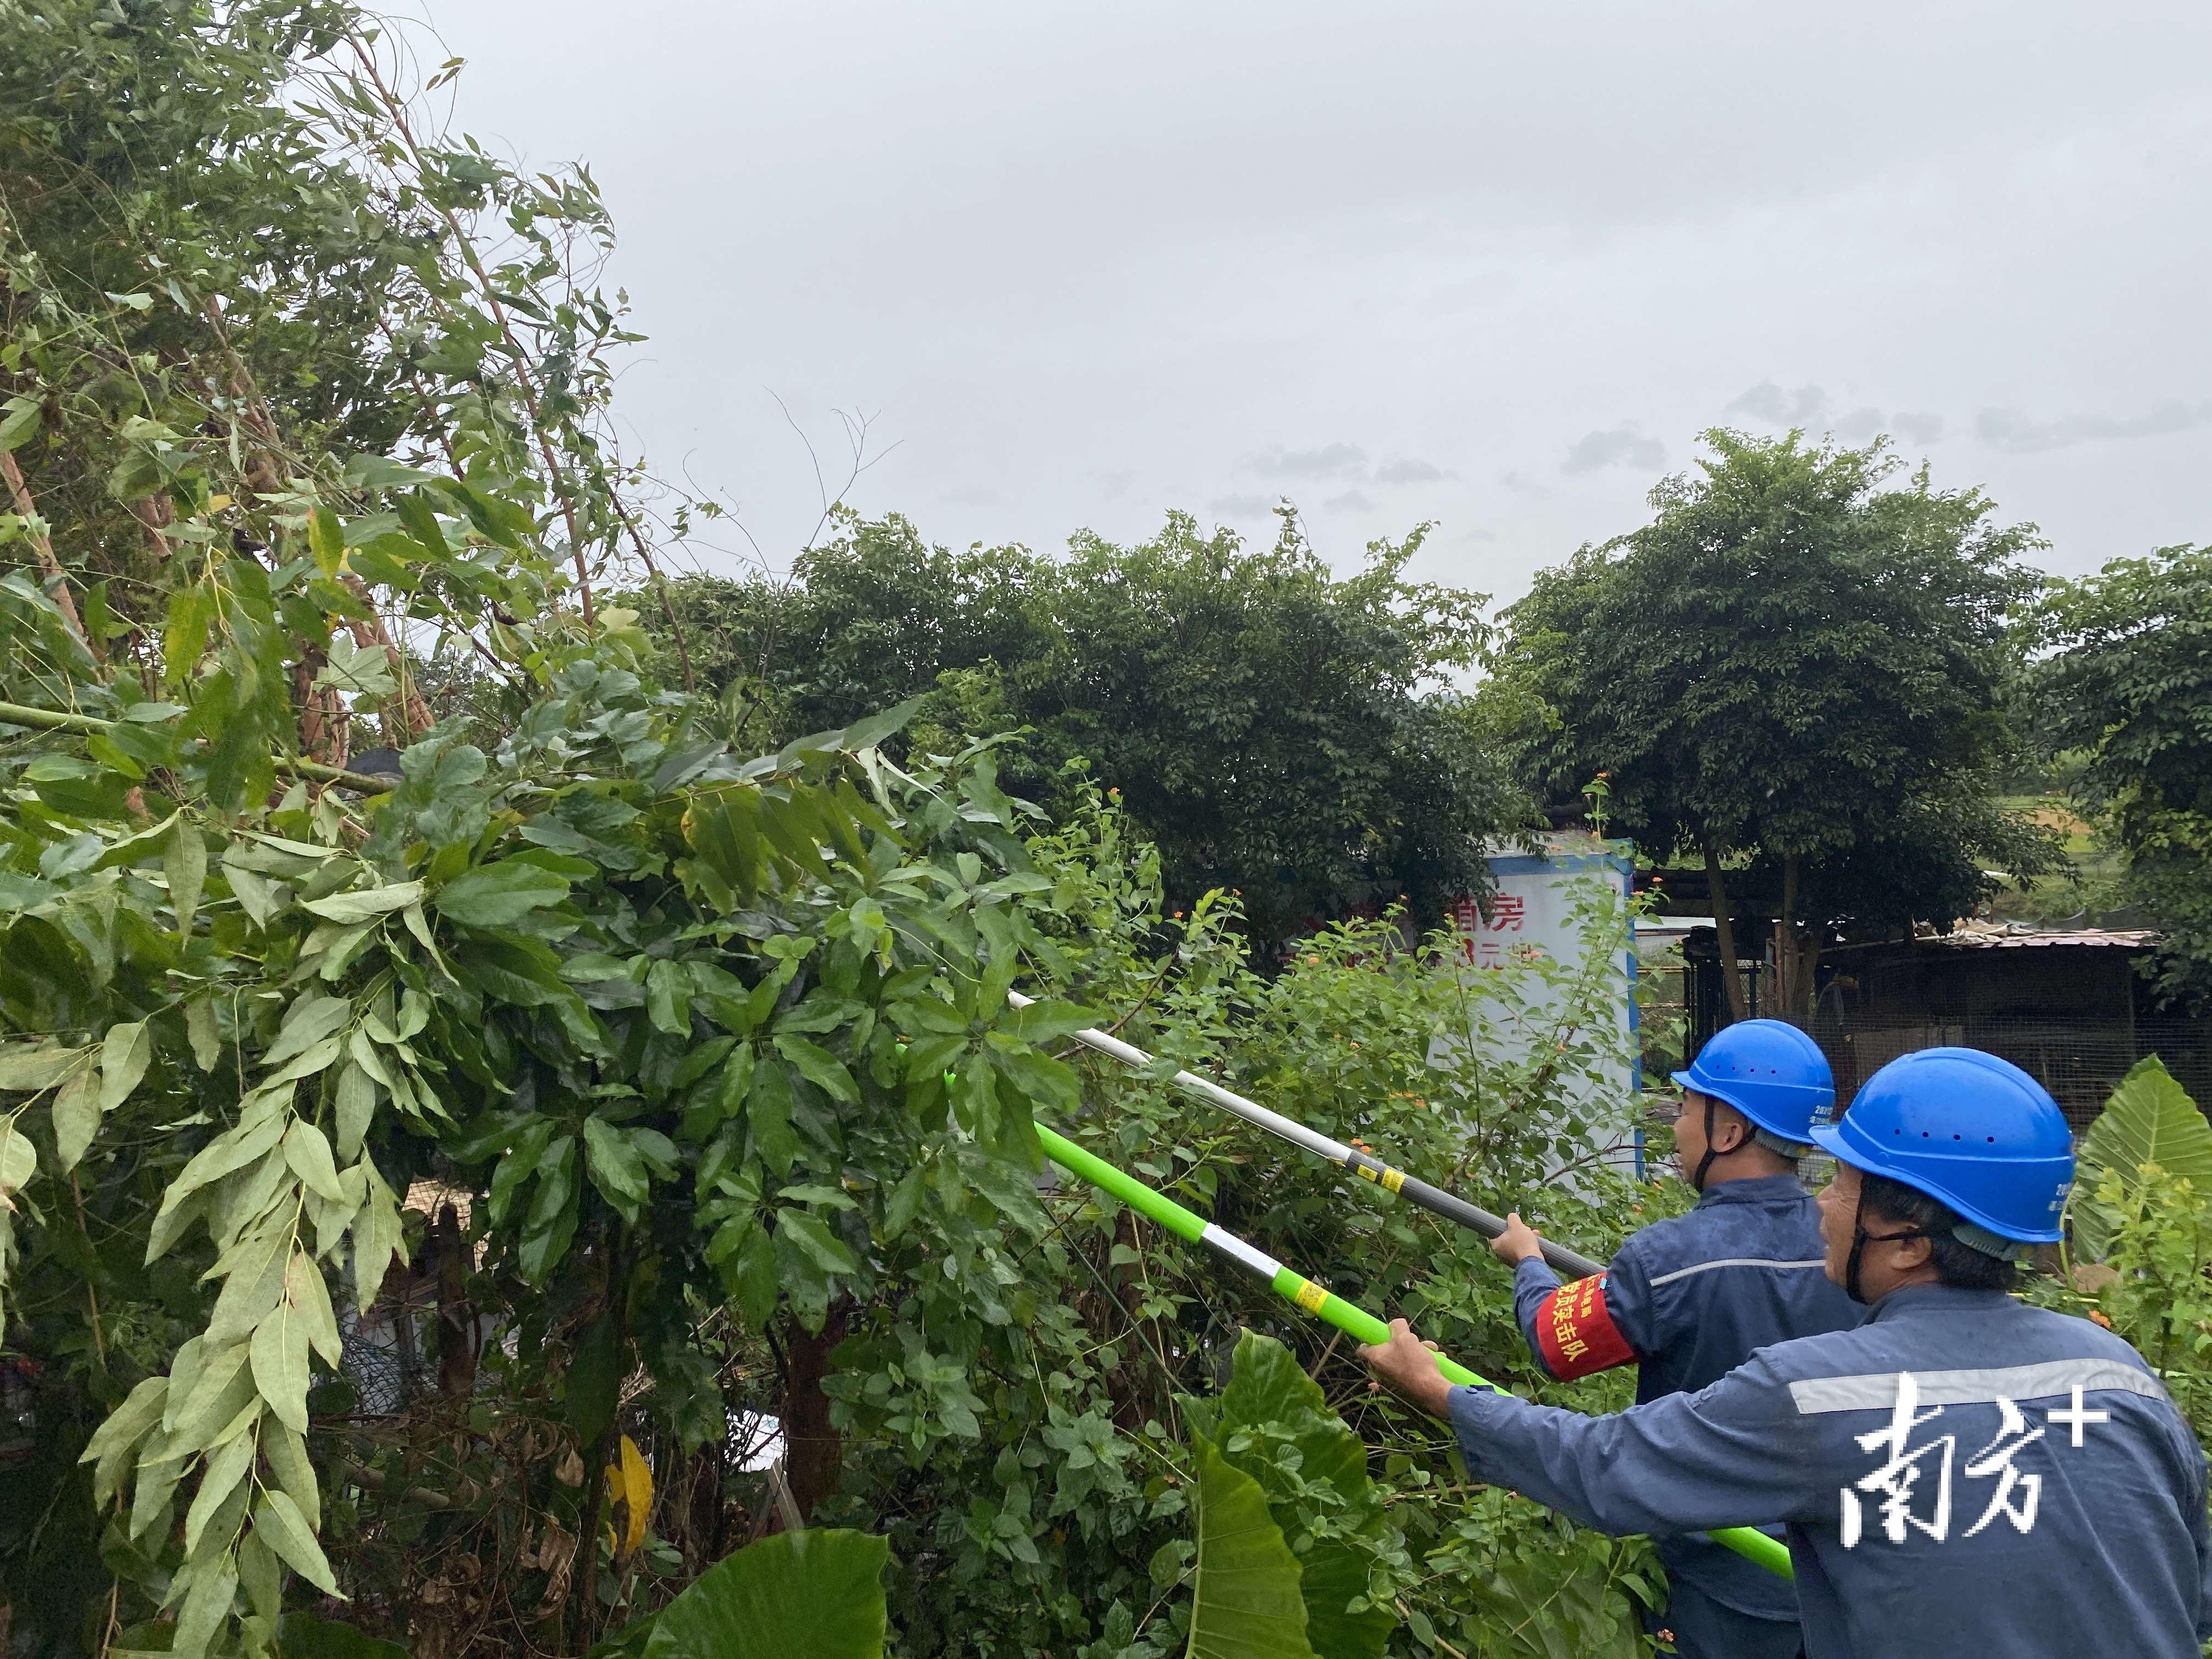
left=2032, top=544, right=2212, bottom=1007
left=656, top=510, right=1533, bottom=944
left=1485, top=428, right=2059, bottom=1017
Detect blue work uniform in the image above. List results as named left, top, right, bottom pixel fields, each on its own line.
left=1455, top=1283, right=2212, bottom=1658
left=1512, top=1175, right=1861, bottom=1653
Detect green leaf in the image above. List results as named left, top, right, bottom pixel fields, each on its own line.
left=300, top=882, right=423, bottom=924
left=263, top=996, right=353, bottom=1070
left=774, top=1034, right=859, bottom=1104
left=253, top=1492, right=340, bottom=1596
left=747, top=1063, right=802, bottom=1177
left=166, top=820, right=208, bottom=935
left=642, top=1528, right=889, bottom=1659
left=0, top=395, right=41, bottom=453
left=0, top=1043, right=87, bottom=1092
left=278, top=1612, right=408, bottom=1659
left=184, top=1430, right=257, bottom=1555
left=566, top=1311, right=622, bottom=1442
left=250, top=1286, right=312, bottom=1434
left=0, top=1126, right=35, bottom=1193
left=583, top=1116, right=651, bottom=1221
left=334, top=1064, right=376, bottom=1163
left=284, top=1121, right=347, bottom=1202
left=100, top=1020, right=153, bottom=1111
left=173, top=1552, right=241, bottom=1659
left=53, top=1066, right=101, bottom=1171
left=263, top=1421, right=321, bottom=1530
left=433, top=860, right=573, bottom=928
left=2075, top=1057, right=2212, bottom=1259
left=1184, top=1437, right=1319, bottom=1659
left=185, top=998, right=221, bottom=1073
left=774, top=1209, right=858, bottom=1276
left=1190, top=1334, right=1396, bottom=1659
left=728, top=1224, right=778, bottom=1328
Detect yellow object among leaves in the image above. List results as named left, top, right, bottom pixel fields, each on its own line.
left=602, top=1434, right=653, bottom=1556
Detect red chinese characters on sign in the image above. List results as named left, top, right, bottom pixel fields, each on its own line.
left=1451, top=893, right=1526, bottom=966
left=1533, top=1273, right=1637, bottom=1380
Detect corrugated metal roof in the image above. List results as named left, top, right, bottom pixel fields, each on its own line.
left=1931, top=924, right=2155, bottom=950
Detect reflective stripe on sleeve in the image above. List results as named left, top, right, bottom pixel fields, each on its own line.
left=1533, top=1273, right=1638, bottom=1380
left=1645, top=1256, right=1830, bottom=1288
left=1789, top=1357, right=2170, bottom=1415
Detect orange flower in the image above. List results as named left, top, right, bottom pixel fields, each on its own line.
left=2089, top=1309, right=2114, bottom=1329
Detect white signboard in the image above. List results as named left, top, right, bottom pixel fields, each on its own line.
left=1446, top=834, right=1643, bottom=1170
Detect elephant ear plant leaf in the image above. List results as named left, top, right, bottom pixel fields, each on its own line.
left=1183, top=1333, right=1397, bottom=1659
left=1182, top=1438, right=1319, bottom=1659
left=2073, top=1057, right=2212, bottom=1260
left=642, top=1528, right=891, bottom=1659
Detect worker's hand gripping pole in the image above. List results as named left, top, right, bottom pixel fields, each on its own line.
left=1033, top=1121, right=1793, bottom=1582
left=1013, top=991, right=1605, bottom=1280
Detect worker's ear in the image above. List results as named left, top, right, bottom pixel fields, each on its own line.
left=1891, top=1231, right=1935, bottom=1274
left=1709, top=1103, right=1753, bottom=1155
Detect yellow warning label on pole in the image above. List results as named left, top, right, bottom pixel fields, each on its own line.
left=1380, top=1167, right=1406, bottom=1193
left=1293, top=1278, right=1329, bottom=1313
left=1354, top=1164, right=1377, bottom=1183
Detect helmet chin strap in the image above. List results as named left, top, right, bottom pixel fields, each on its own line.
left=1844, top=1183, right=1930, bottom=1304
left=1691, top=1095, right=1721, bottom=1192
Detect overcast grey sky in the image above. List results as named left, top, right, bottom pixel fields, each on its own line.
left=427, top=1, right=2212, bottom=602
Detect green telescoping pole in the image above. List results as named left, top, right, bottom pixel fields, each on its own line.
left=1007, top=991, right=1605, bottom=1280
left=1033, top=1121, right=1793, bottom=1582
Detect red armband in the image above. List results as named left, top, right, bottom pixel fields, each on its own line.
left=1533, top=1273, right=1636, bottom=1380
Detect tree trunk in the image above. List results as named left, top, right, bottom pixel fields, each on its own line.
left=777, top=1303, right=847, bottom=1527
left=432, top=1202, right=476, bottom=1402
left=1703, top=835, right=1751, bottom=1024
left=1776, top=854, right=1820, bottom=1022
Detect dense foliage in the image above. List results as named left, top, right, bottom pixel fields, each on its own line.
left=1485, top=429, right=2061, bottom=1019
left=0, top=9, right=1676, bottom=1659
left=2029, top=545, right=2212, bottom=1008
left=652, top=511, right=1534, bottom=945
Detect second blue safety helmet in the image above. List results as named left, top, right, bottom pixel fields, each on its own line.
left=1672, top=1018, right=1835, bottom=1167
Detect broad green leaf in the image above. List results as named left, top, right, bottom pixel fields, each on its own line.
left=52, top=1067, right=101, bottom=1171
left=583, top=1116, right=651, bottom=1221
left=774, top=1034, right=860, bottom=1104
left=263, top=996, right=353, bottom=1070
left=184, top=997, right=221, bottom=1072
left=253, top=1492, right=340, bottom=1595
left=184, top=1430, right=257, bottom=1555
left=351, top=1164, right=404, bottom=1311
left=433, top=860, right=573, bottom=928
left=1184, top=1437, right=1319, bottom=1659
left=251, top=1273, right=312, bottom=1432
left=263, top=1421, right=320, bottom=1529
left=334, top=1064, right=376, bottom=1161
left=2075, top=1057, right=2212, bottom=1259
left=278, top=1612, right=407, bottom=1659
left=166, top=820, right=207, bottom=935
left=0, top=1043, right=87, bottom=1092
left=642, top=1528, right=889, bottom=1659
left=172, top=1553, right=241, bottom=1659
left=101, top=1020, right=153, bottom=1111
left=1188, top=1334, right=1396, bottom=1659
left=0, top=1126, right=35, bottom=1193
left=300, top=882, right=423, bottom=924
left=748, top=1063, right=802, bottom=1177
left=774, top=1209, right=858, bottom=1275
left=284, top=1121, right=347, bottom=1202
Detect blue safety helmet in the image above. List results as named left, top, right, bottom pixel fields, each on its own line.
left=1810, top=1047, right=2073, bottom=1245
left=1672, top=1019, right=1835, bottom=1150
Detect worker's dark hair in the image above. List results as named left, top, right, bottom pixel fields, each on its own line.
left=1859, top=1172, right=2018, bottom=1293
